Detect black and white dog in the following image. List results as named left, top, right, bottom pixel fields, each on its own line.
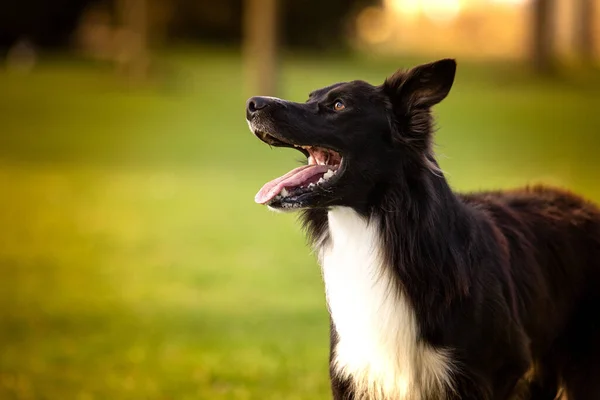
left=245, top=59, right=600, bottom=400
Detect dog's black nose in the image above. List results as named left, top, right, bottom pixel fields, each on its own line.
left=246, top=96, right=270, bottom=120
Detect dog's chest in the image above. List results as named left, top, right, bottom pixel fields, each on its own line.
left=318, top=207, right=452, bottom=400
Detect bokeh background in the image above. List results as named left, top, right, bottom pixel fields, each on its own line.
left=0, top=0, right=599, bottom=399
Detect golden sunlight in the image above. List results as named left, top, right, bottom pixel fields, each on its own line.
left=386, top=0, right=531, bottom=23
left=356, top=6, right=394, bottom=44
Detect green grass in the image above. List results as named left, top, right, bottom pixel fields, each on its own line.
left=0, top=48, right=599, bottom=399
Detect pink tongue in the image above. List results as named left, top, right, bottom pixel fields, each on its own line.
left=255, top=165, right=331, bottom=204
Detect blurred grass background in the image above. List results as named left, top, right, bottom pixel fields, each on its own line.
left=0, top=47, right=599, bottom=399
left=3, top=0, right=600, bottom=397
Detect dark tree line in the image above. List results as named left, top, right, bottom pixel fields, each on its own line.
left=0, top=0, right=596, bottom=74
left=0, top=0, right=376, bottom=51
left=0, top=0, right=90, bottom=48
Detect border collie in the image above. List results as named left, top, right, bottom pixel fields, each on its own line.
left=245, top=59, right=600, bottom=400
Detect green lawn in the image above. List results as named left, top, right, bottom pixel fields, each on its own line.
left=0, top=48, right=599, bottom=400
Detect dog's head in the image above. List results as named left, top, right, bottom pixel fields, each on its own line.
left=247, top=59, right=456, bottom=211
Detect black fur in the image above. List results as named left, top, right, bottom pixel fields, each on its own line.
left=246, top=59, right=600, bottom=399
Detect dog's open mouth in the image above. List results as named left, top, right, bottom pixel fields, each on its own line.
left=253, top=131, right=343, bottom=205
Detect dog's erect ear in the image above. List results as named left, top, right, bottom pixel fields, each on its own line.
left=383, top=59, right=456, bottom=109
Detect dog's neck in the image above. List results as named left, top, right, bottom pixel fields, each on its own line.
left=379, top=169, right=472, bottom=305
left=302, top=168, right=474, bottom=313
left=304, top=171, right=465, bottom=399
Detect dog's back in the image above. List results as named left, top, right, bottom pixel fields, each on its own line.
left=462, top=186, right=600, bottom=398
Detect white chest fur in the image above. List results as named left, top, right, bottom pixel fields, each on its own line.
left=318, top=207, right=453, bottom=400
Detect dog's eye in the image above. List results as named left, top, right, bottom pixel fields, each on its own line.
left=333, top=100, right=345, bottom=111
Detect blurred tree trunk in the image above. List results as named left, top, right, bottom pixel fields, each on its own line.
left=243, top=0, right=279, bottom=96
left=147, top=0, right=172, bottom=49
left=574, top=0, right=595, bottom=65
left=531, top=0, right=556, bottom=74
left=117, top=0, right=149, bottom=81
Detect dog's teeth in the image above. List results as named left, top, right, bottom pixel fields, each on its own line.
left=323, top=169, right=334, bottom=181
left=281, top=188, right=289, bottom=197
left=317, top=177, right=324, bottom=185
left=308, top=183, right=315, bottom=188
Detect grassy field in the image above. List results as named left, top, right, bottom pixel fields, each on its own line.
left=0, top=48, right=599, bottom=400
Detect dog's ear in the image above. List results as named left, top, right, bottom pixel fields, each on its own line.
left=383, top=59, right=456, bottom=109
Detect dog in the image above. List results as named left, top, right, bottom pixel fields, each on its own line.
left=245, top=59, right=600, bottom=400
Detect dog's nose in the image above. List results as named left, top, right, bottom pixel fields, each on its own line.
left=246, top=96, right=270, bottom=120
